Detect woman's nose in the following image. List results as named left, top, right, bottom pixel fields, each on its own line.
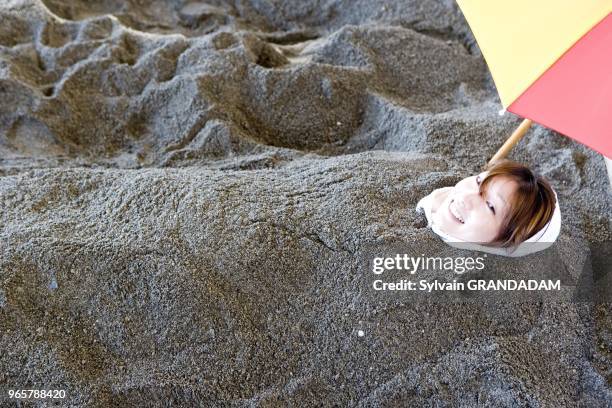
left=458, top=191, right=480, bottom=210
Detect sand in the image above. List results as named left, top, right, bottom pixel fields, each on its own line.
left=0, top=0, right=610, bottom=406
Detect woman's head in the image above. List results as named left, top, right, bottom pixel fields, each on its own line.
left=431, top=160, right=556, bottom=247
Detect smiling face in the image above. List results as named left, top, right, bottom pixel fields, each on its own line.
left=431, top=172, right=518, bottom=243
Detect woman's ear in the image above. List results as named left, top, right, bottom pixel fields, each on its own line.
left=429, top=187, right=453, bottom=209
left=431, top=187, right=453, bottom=199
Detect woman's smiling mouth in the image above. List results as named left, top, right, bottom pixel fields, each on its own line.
left=449, top=199, right=464, bottom=224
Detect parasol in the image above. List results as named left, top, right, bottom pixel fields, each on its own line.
left=456, top=1, right=612, bottom=163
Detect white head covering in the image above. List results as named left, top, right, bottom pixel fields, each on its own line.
left=416, top=188, right=561, bottom=257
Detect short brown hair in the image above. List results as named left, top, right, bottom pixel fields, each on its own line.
left=479, top=160, right=556, bottom=247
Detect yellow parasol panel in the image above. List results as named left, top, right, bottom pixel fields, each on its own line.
left=457, top=0, right=611, bottom=108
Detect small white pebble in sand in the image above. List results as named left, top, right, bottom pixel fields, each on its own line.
left=357, top=330, right=365, bottom=337
left=336, top=121, right=342, bottom=126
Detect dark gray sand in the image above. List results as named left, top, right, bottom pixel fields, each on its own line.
left=1, top=0, right=610, bottom=406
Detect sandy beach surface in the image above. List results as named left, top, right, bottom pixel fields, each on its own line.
left=1, top=0, right=610, bottom=406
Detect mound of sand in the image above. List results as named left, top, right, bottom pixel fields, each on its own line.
left=1, top=0, right=610, bottom=405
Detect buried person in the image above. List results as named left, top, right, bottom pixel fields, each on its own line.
left=417, top=160, right=561, bottom=257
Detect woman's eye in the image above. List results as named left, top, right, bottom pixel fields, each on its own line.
left=487, top=201, right=495, bottom=215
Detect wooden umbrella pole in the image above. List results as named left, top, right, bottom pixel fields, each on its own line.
left=488, top=118, right=533, bottom=165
